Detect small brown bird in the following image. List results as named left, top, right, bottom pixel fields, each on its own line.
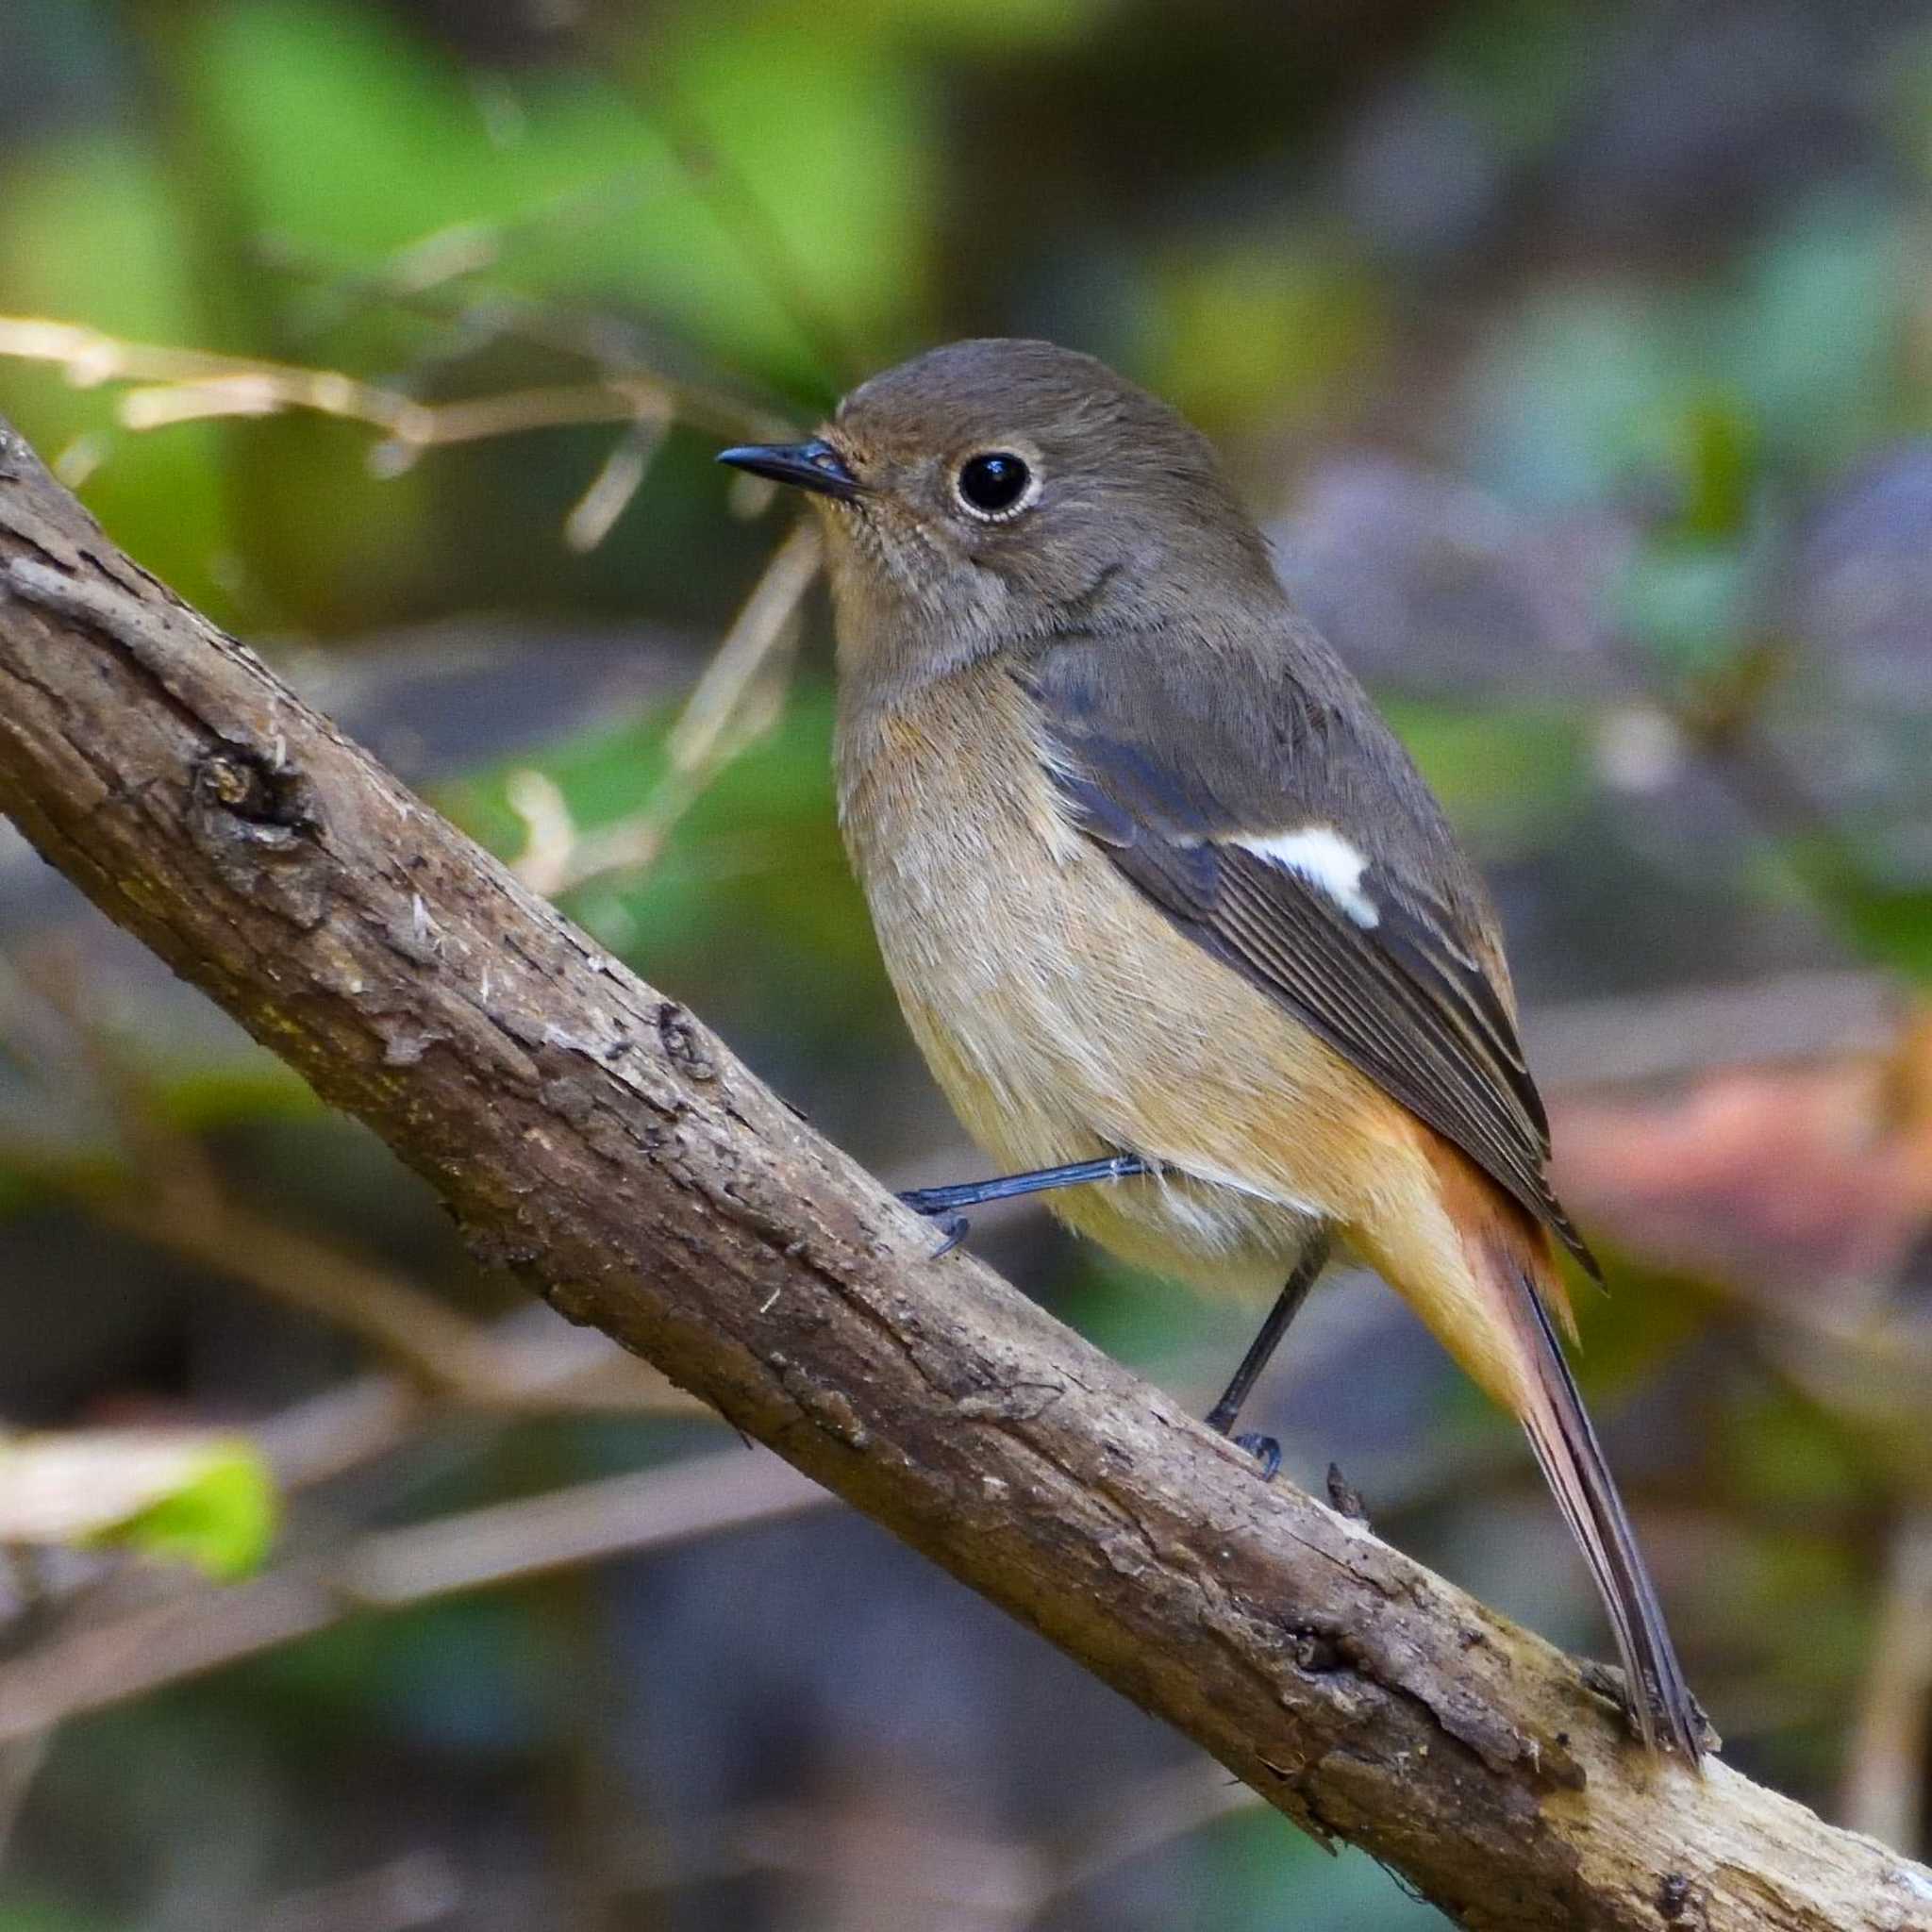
left=721, top=339, right=1701, bottom=1758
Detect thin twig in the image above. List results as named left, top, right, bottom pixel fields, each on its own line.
left=282, top=170, right=658, bottom=337
left=1027, top=1761, right=1261, bottom=1918
left=1842, top=1509, right=1932, bottom=1855
left=510, top=517, right=822, bottom=895
left=0, top=953, right=708, bottom=1414
left=0, top=317, right=775, bottom=489
left=252, top=1302, right=708, bottom=1493
left=608, top=1763, right=1264, bottom=1924
left=563, top=408, right=674, bottom=553
left=256, top=245, right=800, bottom=444
left=249, top=1851, right=461, bottom=1932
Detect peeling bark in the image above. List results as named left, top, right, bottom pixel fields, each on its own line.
left=0, top=418, right=1926, bottom=1930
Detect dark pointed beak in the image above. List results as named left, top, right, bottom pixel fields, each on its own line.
left=716, top=438, right=862, bottom=502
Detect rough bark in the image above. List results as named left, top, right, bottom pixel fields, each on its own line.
left=0, top=417, right=1924, bottom=1932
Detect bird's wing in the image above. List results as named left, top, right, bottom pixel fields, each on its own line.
left=1023, top=629, right=1597, bottom=1277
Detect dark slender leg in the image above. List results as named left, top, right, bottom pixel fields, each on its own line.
left=899, top=1153, right=1152, bottom=1256
left=1205, top=1237, right=1331, bottom=1476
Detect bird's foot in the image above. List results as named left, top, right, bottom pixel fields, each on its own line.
left=1233, top=1432, right=1282, bottom=1481
left=896, top=1191, right=970, bottom=1258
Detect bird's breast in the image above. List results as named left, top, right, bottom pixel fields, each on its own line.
left=833, top=659, right=1345, bottom=1295
left=834, top=662, right=1102, bottom=1136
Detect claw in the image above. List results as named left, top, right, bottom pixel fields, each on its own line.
left=1234, top=1431, right=1282, bottom=1481
left=898, top=1191, right=969, bottom=1258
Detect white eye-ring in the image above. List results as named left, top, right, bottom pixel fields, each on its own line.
left=954, top=449, right=1041, bottom=521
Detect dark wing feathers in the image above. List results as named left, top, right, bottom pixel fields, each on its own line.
left=1026, top=641, right=1597, bottom=1277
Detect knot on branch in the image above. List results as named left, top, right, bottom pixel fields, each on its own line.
left=190, top=744, right=331, bottom=928
left=656, top=1000, right=716, bottom=1082
left=194, top=745, right=318, bottom=836
left=1657, top=1872, right=1696, bottom=1922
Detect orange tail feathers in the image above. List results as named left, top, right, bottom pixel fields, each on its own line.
left=1371, top=1136, right=1703, bottom=1761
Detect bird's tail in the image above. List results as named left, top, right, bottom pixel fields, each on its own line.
left=1511, top=1269, right=1702, bottom=1759
left=1377, top=1136, right=1703, bottom=1761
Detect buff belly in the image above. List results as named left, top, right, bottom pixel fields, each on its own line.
left=835, top=665, right=1420, bottom=1306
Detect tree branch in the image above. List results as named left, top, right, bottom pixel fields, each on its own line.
left=0, top=417, right=1924, bottom=1931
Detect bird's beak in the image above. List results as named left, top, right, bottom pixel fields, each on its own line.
left=716, top=438, right=863, bottom=502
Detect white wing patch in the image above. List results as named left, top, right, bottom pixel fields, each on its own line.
left=1235, top=826, right=1381, bottom=928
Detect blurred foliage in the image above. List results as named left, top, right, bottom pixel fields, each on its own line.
left=98, top=1439, right=278, bottom=1581
left=3, top=0, right=1932, bottom=1926
left=438, top=688, right=885, bottom=1041
left=0, top=1433, right=276, bottom=1581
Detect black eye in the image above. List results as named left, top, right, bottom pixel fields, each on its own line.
left=956, top=451, right=1034, bottom=518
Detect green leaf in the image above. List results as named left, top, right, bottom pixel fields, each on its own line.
left=109, top=1441, right=279, bottom=1581
left=1804, top=875, right=1932, bottom=984
left=0, top=1432, right=279, bottom=1581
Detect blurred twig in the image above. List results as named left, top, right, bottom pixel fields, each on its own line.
left=280, top=171, right=660, bottom=339
left=250, top=1851, right=461, bottom=1932
left=0, top=1298, right=714, bottom=1757
left=1843, top=1510, right=1932, bottom=1856
left=253, top=1302, right=708, bottom=1493
left=0, top=311, right=798, bottom=550
left=1025, top=1761, right=1260, bottom=1920
left=562, top=407, right=674, bottom=553
left=510, top=516, right=822, bottom=895
left=0, top=1449, right=827, bottom=1745
left=0, top=1125, right=709, bottom=1423
left=0, top=316, right=670, bottom=448
left=613, top=1760, right=1264, bottom=1925
left=0, top=951, right=702, bottom=1412
left=257, top=242, right=799, bottom=445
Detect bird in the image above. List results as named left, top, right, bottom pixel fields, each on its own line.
left=719, top=337, right=1701, bottom=1759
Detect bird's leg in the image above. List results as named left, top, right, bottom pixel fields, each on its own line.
left=1204, top=1236, right=1332, bottom=1480
left=898, top=1152, right=1153, bottom=1256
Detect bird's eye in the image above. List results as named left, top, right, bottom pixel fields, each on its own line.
left=955, top=451, right=1036, bottom=520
